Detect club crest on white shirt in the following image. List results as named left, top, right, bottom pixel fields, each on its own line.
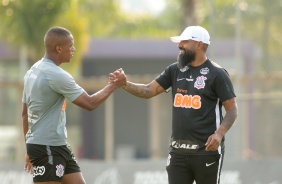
left=194, top=76, right=207, bottom=89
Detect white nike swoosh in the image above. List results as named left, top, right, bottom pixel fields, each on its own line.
left=177, top=78, right=186, bottom=81
left=206, top=162, right=216, bottom=167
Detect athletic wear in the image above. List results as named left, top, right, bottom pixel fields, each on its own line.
left=156, top=59, right=235, bottom=184
left=166, top=152, right=224, bottom=184
left=22, top=58, right=84, bottom=146
left=27, top=144, right=81, bottom=182
left=155, top=59, right=236, bottom=155
left=22, top=58, right=84, bottom=182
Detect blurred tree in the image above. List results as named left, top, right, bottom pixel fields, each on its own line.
left=0, top=0, right=67, bottom=56
left=180, top=0, right=197, bottom=29
left=240, top=0, right=282, bottom=71
left=1, top=0, right=281, bottom=73
left=0, top=0, right=89, bottom=76
left=56, top=0, right=89, bottom=76
left=106, top=0, right=181, bottom=39
left=199, top=0, right=239, bottom=38
left=78, top=0, right=120, bottom=37
left=200, top=0, right=282, bottom=58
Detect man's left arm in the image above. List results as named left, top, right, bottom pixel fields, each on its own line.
left=205, top=97, right=238, bottom=151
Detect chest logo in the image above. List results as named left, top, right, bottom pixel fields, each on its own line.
left=174, top=94, right=201, bottom=109
left=194, top=76, right=207, bottom=89
left=200, top=67, right=209, bottom=75
left=180, top=66, right=189, bottom=72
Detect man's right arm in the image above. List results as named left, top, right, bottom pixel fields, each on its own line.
left=122, top=80, right=165, bottom=99
left=110, top=68, right=165, bottom=99
left=72, top=70, right=127, bottom=111
left=73, top=83, right=120, bottom=111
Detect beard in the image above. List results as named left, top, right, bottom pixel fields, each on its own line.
left=177, top=49, right=196, bottom=69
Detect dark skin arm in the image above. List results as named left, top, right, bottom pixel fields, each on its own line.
left=22, top=103, right=33, bottom=174
left=73, top=71, right=126, bottom=110
left=73, top=84, right=120, bottom=110
left=205, top=97, right=238, bottom=151
left=22, top=71, right=126, bottom=174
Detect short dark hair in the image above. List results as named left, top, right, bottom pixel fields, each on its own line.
left=46, top=26, right=71, bottom=38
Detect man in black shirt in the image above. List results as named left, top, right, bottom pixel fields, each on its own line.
left=110, top=26, right=238, bottom=184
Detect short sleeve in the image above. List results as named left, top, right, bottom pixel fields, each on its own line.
left=22, top=90, right=27, bottom=103
left=49, top=71, right=84, bottom=102
left=22, top=70, right=30, bottom=103
left=214, top=68, right=236, bottom=102
left=155, top=63, right=175, bottom=90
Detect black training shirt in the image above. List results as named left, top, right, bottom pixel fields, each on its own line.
left=155, top=59, right=236, bottom=155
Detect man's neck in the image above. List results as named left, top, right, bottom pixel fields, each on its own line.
left=190, top=56, right=207, bottom=67
left=44, top=54, right=60, bottom=66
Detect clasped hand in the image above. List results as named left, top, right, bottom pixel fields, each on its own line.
left=109, top=68, right=127, bottom=87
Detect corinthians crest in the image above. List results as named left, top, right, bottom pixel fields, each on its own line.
left=194, top=76, right=207, bottom=89
left=56, top=164, right=65, bottom=177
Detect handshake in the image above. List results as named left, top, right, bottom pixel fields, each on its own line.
left=108, top=68, right=127, bottom=88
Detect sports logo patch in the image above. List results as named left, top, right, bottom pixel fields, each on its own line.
left=56, top=164, right=65, bottom=177
left=180, top=66, right=188, bottom=72
left=32, top=166, right=45, bottom=177
left=194, top=76, right=207, bottom=89
left=200, top=67, right=209, bottom=75
left=174, top=93, right=201, bottom=109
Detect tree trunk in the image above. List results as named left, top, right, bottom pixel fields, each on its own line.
left=180, top=0, right=198, bottom=29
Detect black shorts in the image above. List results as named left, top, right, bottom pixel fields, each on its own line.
left=166, top=152, right=224, bottom=184
left=26, top=144, right=81, bottom=182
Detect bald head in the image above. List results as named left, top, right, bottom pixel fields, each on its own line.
left=44, top=26, right=72, bottom=51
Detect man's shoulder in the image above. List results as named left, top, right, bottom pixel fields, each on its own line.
left=164, top=62, right=177, bottom=70
left=207, top=60, right=230, bottom=74
left=208, top=60, right=223, bottom=69
left=36, top=60, right=69, bottom=78
left=167, top=62, right=179, bottom=72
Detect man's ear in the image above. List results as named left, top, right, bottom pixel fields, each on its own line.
left=197, top=42, right=206, bottom=51
left=197, top=41, right=203, bottom=48
left=56, top=45, right=62, bottom=53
